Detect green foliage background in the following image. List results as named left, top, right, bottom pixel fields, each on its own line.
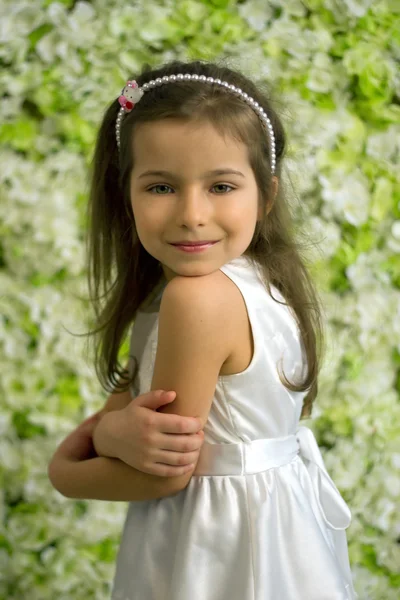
left=0, top=1, right=399, bottom=598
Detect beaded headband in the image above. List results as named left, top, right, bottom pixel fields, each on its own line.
left=115, top=74, right=276, bottom=175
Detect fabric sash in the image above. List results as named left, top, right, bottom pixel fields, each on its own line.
left=193, top=425, right=351, bottom=531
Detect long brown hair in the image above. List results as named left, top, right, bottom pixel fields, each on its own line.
left=83, top=58, right=325, bottom=420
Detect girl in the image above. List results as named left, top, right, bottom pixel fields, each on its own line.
left=48, top=59, right=357, bottom=599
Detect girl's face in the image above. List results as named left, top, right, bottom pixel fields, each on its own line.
left=130, top=119, right=261, bottom=282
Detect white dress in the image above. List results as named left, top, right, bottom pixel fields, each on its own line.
left=111, top=255, right=357, bottom=600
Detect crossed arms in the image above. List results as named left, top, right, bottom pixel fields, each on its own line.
left=48, top=272, right=232, bottom=501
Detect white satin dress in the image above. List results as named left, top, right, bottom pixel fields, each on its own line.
left=111, top=255, right=357, bottom=600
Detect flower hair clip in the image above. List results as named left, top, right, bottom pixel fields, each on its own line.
left=118, top=80, right=144, bottom=112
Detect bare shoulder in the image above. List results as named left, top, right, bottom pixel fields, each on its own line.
left=162, top=270, right=233, bottom=311
left=161, top=270, right=241, bottom=336
left=160, top=270, right=241, bottom=362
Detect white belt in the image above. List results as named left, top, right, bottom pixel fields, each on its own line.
left=193, top=425, right=351, bottom=531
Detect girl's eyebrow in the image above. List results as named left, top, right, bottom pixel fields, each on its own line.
left=137, top=168, right=246, bottom=180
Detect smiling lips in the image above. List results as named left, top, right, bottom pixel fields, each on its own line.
left=171, top=240, right=218, bottom=246
left=170, top=241, right=219, bottom=253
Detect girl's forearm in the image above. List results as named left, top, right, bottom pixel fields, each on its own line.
left=92, top=411, right=119, bottom=459
left=48, top=411, right=184, bottom=501
left=48, top=455, right=182, bottom=502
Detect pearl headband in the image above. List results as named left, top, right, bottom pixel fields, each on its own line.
left=115, top=74, right=276, bottom=175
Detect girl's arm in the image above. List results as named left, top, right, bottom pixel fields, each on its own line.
left=48, top=453, right=184, bottom=502
left=91, top=391, right=203, bottom=475
left=48, top=393, right=201, bottom=501
left=48, top=271, right=230, bottom=501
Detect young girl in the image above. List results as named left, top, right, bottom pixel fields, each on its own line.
left=49, top=59, right=357, bottom=599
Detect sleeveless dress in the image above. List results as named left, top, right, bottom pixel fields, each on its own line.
left=111, top=255, right=357, bottom=600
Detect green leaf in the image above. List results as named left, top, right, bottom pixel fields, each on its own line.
left=56, top=112, right=95, bottom=149
left=91, top=538, right=117, bottom=562
left=28, top=24, right=53, bottom=49
left=360, top=544, right=379, bottom=571
left=0, top=118, right=39, bottom=152
left=13, top=412, right=46, bottom=439
left=381, top=255, right=400, bottom=289
left=54, top=375, right=81, bottom=413
left=21, top=311, right=40, bottom=341
left=43, top=0, right=74, bottom=6
left=388, top=572, right=400, bottom=589
left=341, top=223, right=376, bottom=257
left=370, top=177, right=394, bottom=221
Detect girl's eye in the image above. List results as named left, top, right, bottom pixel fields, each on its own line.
left=146, top=183, right=235, bottom=194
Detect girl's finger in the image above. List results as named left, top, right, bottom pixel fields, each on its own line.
left=156, top=449, right=201, bottom=467
left=156, top=431, right=204, bottom=453
left=151, top=462, right=196, bottom=477
left=158, top=414, right=203, bottom=435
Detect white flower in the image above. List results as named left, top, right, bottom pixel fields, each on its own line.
left=366, top=125, right=399, bottom=163
left=0, top=439, right=21, bottom=471
left=35, top=30, right=58, bottom=63
left=47, top=1, right=69, bottom=27
left=238, top=0, right=274, bottom=32
left=306, top=216, right=341, bottom=260
left=340, top=0, right=375, bottom=18
left=346, top=251, right=391, bottom=291
left=319, top=169, right=370, bottom=226
left=282, top=0, right=308, bottom=17
left=0, top=2, right=43, bottom=41
left=68, top=1, right=95, bottom=28
left=307, top=53, right=336, bottom=93
left=375, top=536, right=400, bottom=572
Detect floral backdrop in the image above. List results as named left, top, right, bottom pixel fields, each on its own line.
left=0, top=0, right=399, bottom=598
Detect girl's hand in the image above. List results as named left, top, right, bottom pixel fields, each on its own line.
left=95, top=390, right=205, bottom=477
